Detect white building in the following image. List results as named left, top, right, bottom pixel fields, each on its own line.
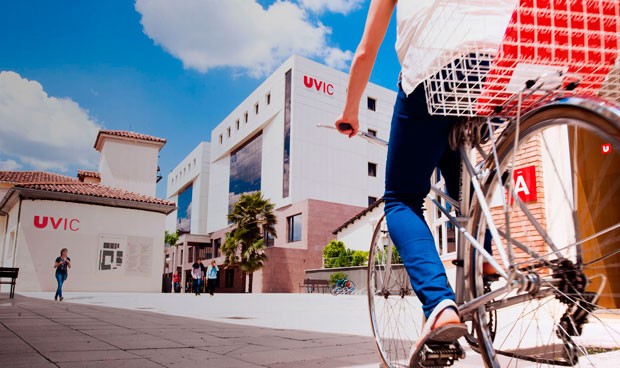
left=0, top=131, right=175, bottom=293
left=166, top=55, right=397, bottom=293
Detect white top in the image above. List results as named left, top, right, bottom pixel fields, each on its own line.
left=396, top=0, right=517, bottom=95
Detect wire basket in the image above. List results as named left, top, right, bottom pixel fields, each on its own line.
left=419, top=0, right=620, bottom=117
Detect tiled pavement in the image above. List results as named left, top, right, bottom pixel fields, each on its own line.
left=0, top=294, right=380, bottom=368
left=3, top=292, right=619, bottom=367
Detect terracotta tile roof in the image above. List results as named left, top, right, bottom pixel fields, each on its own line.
left=77, top=170, right=100, bottom=179
left=14, top=182, right=174, bottom=207
left=94, top=130, right=166, bottom=150
left=0, top=171, right=77, bottom=184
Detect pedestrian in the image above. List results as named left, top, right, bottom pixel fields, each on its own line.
left=335, top=0, right=490, bottom=351
left=206, top=260, right=219, bottom=296
left=53, top=248, right=71, bottom=301
left=191, top=259, right=203, bottom=295
left=172, top=271, right=181, bottom=293
left=200, top=260, right=206, bottom=294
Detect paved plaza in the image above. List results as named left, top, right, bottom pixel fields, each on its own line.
left=1, top=292, right=619, bottom=367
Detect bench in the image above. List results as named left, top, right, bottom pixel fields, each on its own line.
left=0, top=267, right=19, bottom=299
left=299, top=278, right=330, bottom=294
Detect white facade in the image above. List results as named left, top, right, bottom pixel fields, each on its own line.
left=164, top=55, right=397, bottom=292
left=96, top=133, right=165, bottom=197
left=207, top=55, right=395, bottom=233
left=0, top=131, right=174, bottom=294
left=2, top=199, right=166, bottom=292
left=165, top=142, right=211, bottom=235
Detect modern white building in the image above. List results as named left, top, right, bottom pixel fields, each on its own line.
left=0, top=131, right=175, bottom=294
left=165, top=55, right=397, bottom=293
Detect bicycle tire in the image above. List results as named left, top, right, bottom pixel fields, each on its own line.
left=368, top=214, right=421, bottom=367
left=469, top=98, right=620, bottom=367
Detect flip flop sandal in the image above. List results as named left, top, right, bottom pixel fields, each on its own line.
left=409, top=324, right=467, bottom=367
left=409, top=300, right=467, bottom=367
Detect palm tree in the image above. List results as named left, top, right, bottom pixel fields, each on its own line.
left=223, top=191, right=277, bottom=293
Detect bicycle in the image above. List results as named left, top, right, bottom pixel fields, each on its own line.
left=344, top=1, right=620, bottom=367
left=331, top=277, right=356, bottom=295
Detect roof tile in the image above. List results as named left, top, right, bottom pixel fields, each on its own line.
left=0, top=171, right=77, bottom=184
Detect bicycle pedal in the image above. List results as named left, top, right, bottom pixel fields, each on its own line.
left=416, top=340, right=465, bottom=368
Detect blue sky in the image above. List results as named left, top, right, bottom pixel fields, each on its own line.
left=0, top=0, right=399, bottom=198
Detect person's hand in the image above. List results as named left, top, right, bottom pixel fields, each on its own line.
left=335, top=115, right=359, bottom=138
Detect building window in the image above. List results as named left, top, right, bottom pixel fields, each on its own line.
left=264, top=232, right=274, bottom=247
left=229, top=132, right=262, bottom=214
left=368, top=196, right=378, bottom=206
left=287, top=213, right=302, bottom=242
left=213, top=238, right=221, bottom=258
left=367, top=97, right=376, bottom=111
left=227, top=127, right=231, bottom=137
left=368, top=162, right=377, bottom=177
left=266, top=92, right=271, bottom=105
left=176, top=184, right=192, bottom=233
left=236, top=119, right=240, bottom=130
left=368, top=129, right=377, bottom=137
left=254, top=102, right=259, bottom=115
left=244, top=112, right=249, bottom=123
left=283, top=69, right=292, bottom=198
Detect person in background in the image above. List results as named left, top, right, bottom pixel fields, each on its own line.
left=206, top=260, right=219, bottom=296
left=172, top=270, right=181, bottom=293
left=191, top=259, right=203, bottom=296
left=53, top=248, right=71, bottom=301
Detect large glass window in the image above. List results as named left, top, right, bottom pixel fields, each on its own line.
left=229, top=133, right=262, bottom=213
left=176, top=184, right=192, bottom=233
left=283, top=69, right=291, bottom=198
left=287, top=213, right=302, bottom=242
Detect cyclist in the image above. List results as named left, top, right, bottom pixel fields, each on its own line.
left=336, top=0, right=510, bottom=350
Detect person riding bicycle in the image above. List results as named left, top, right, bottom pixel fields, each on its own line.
left=336, top=0, right=512, bottom=351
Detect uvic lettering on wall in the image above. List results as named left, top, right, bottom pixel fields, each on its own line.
left=303, top=75, right=334, bottom=95
left=33, top=215, right=80, bottom=231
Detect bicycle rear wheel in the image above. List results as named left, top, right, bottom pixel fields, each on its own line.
left=470, top=99, right=620, bottom=367
left=368, top=214, right=422, bottom=367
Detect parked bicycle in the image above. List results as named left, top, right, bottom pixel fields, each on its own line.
left=328, top=1, right=620, bottom=367
left=331, top=277, right=356, bottom=295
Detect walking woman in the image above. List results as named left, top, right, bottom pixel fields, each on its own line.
left=54, top=248, right=71, bottom=301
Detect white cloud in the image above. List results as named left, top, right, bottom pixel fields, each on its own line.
left=135, top=0, right=353, bottom=77
left=0, top=71, right=101, bottom=172
left=299, top=0, right=364, bottom=14
left=0, top=159, right=21, bottom=171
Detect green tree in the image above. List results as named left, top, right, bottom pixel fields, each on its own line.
left=165, top=230, right=179, bottom=247
left=323, top=240, right=346, bottom=268
left=222, top=191, right=277, bottom=293
left=323, top=240, right=369, bottom=268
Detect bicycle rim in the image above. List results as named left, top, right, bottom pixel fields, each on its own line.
left=470, top=101, right=620, bottom=367
left=367, top=214, right=423, bottom=367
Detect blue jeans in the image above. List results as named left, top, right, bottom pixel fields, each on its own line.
left=384, top=83, right=461, bottom=319
left=55, top=272, right=67, bottom=299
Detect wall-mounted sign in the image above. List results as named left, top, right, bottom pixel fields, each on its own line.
left=303, top=75, right=334, bottom=95
left=602, top=143, right=612, bottom=154
left=33, top=215, right=80, bottom=231
left=512, top=165, right=537, bottom=203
